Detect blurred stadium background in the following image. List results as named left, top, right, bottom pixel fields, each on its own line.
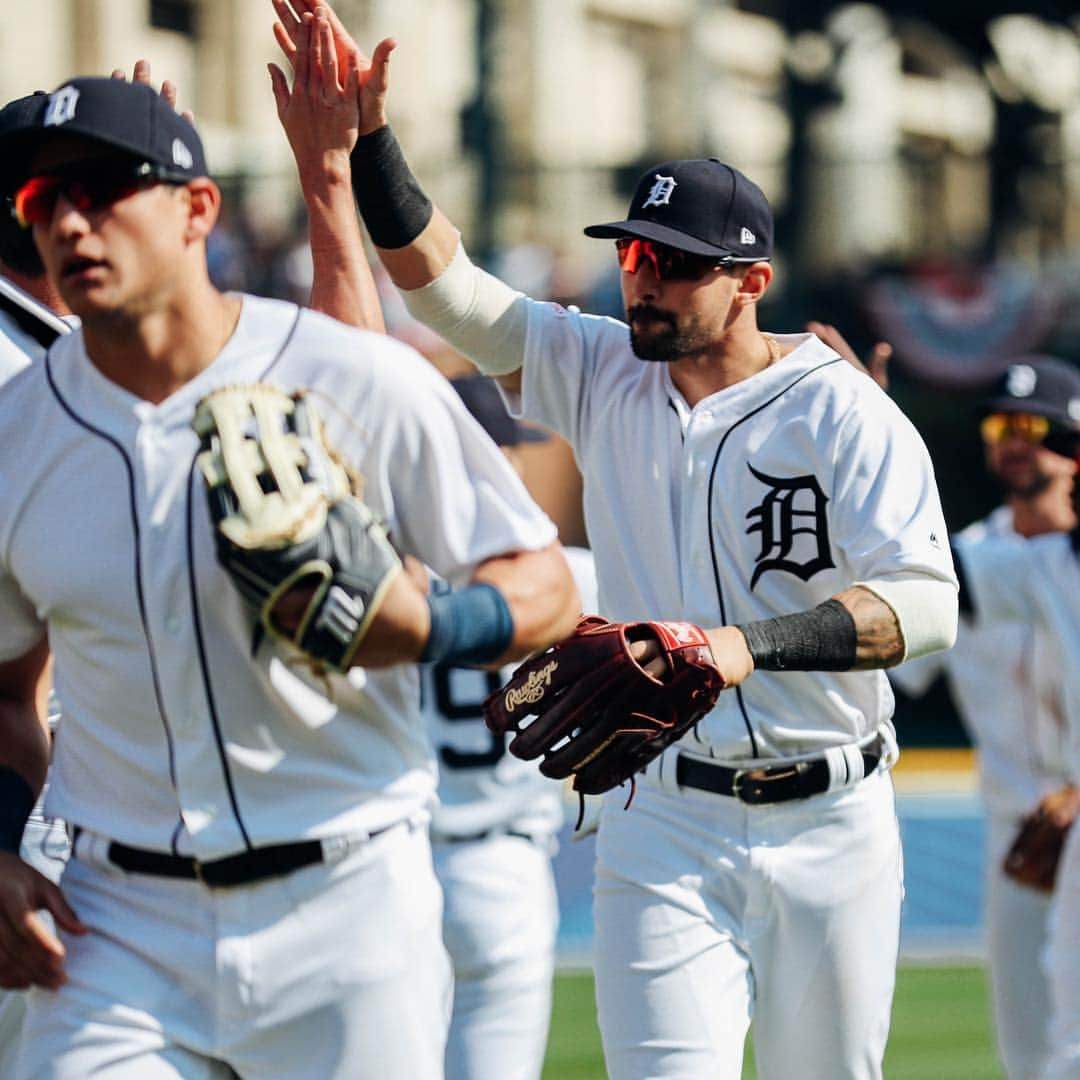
left=4, top=1, right=1078, bottom=1072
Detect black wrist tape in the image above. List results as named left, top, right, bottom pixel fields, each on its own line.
left=0, top=766, right=36, bottom=854
left=350, top=125, right=434, bottom=249
left=737, top=599, right=857, bottom=672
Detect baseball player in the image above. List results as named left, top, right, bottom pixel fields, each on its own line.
left=948, top=397, right=1080, bottom=1080
left=0, top=90, right=75, bottom=1080
left=265, top=33, right=594, bottom=1076
left=426, top=375, right=598, bottom=1080
left=0, top=75, right=579, bottom=1079
left=891, top=356, right=1080, bottom=1080
left=271, top=6, right=959, bottom=1076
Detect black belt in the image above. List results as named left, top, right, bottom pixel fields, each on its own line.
left=675, top=749, right=880, bottom=805
left=434, top=829, right=536, bottom=845
left=72, top=825, right=394, bottom=888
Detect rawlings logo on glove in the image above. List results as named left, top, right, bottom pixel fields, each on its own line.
left=193, top=384, right=401, bottom=673
left=484, top=616, right=726, bottom=799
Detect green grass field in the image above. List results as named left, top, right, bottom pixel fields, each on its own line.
left=543, top=964, right=1003, bottom=1079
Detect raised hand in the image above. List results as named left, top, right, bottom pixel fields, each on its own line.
left=111, top=58, right=194, bottom=124
left=268, top=7, right=360, bottom=183
left=806, top=320, right=892, bottom=391
left=271, top=0, right=394, bottom=135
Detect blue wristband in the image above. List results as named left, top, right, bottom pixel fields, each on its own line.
left=420, top=583, right=514, bottom=667
left=0, top=766, right=36, bottom=854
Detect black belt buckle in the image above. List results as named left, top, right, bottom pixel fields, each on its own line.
left=733, top=762, right=812, bottom=804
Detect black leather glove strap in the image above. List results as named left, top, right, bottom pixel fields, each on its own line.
left=350, top=125, right=434, bottom=250
left=0, top=766, right=35, bottom=853
left=737, top=599, right=857, bottom=672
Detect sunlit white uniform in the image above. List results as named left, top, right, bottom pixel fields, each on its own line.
left=955, top=531, right=1080, bottom=1080
left=892, top=508, right=1069, bottom=1079
left=0, top=295, right=557, bottom=1080
left=405, top=271, right=957, bottom=1079
left=0, top=279, right=71, bottom=1080
left=425, top=547, right=596, bottom=1080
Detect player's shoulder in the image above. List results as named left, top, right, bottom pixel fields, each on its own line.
left=275, top=301, right=444, bottom=394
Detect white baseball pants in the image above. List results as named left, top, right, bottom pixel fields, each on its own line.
left=15, top=820, right=450, bottom=1079
left=985, top=814, right=1054, bottom=1079
left=1041, top=819, right=1080, bottom=1079
left=593, top=764, right=903, bottom=1080
left=434, top=833, right=558, bottom=1080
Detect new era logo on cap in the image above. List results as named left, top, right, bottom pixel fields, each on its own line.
left=584, top=158, right=773, bottom=262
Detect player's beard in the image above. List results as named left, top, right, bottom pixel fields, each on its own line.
left=627, top=304, right=711, bottom=362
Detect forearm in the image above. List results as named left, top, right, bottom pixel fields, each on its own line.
left=0, top=701, right=49, bottom=798
left=472, top=543, right=580, bottom=663
left=299, top=154, right=386, bottom=331
left=834, top=585, right=905, bottom=669
left=716, top=585, right=906, bottom=681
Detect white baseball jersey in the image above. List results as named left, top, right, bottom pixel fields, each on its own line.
left=957, top=531, right=1080, bottom=780
left=510, top=313, right=956, bottom=763
left=425, top=545, right=598, bottom=839
left=891, top=507, right=1070, bottom=818
left=0, top=295, right=557, bottom=861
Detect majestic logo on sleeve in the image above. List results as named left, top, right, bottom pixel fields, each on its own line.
left=641, top=174, right=677, bottom=209
left=744, top=464, right=835, bottom=589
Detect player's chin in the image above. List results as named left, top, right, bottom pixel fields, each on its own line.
left=629, top=327, right=681, bottom=364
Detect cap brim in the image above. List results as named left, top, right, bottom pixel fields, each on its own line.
left=976, top=396, right=1073, bottom=428
left=584, top=218, right=743, bottom=259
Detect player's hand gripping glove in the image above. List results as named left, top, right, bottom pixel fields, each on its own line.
left=193, top=384, right=402, bottom=672
left=1002, top=786, right=1080, bottom=892
left=483, top=617, right=726, bottom=801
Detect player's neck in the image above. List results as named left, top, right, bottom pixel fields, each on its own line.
left=81, top=281, right=242, bottom=405
left=669, top=322, right=784, bottom=407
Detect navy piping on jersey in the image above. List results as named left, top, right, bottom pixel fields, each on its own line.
left=180, top=304, right=302, bottom=852
left=43, top=352, right=181, bottom=830
left=703, top=356, right=843, bottom=757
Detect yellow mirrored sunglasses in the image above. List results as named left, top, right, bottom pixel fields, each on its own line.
left=979, top=412, right=1051, bottom=445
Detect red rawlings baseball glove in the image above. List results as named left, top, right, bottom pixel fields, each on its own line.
left=483, top=616, right=726, bottom=799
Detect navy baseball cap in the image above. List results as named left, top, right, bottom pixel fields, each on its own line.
left=584, top=158, right=773, bottom=262
left=978, top=357, right=1080, bottom=431
left=0, top=77, right=207, bottom=190
left=451, top=374, right=549, bottom=448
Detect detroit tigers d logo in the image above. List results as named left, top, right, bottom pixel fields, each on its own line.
left=745, top=464, right=835, bottom=589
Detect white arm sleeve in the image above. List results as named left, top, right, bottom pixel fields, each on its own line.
left=855, top=573, right=958, bottom=663
left=400, top=240, right=530, bottom=376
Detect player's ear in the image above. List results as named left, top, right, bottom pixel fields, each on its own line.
left=733, top=261, right=772, bottom=307
left=181, top=177, right=222, bottom=245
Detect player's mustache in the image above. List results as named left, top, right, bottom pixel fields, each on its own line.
left=627, top=304, right=676, bottom=328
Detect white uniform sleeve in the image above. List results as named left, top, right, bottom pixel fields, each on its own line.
left=0, top=567, right=45, bottom=661
left=953, top=533, right=1036, bottom=624
left=825, top=381, right=958, bottom=663
left=362, top=347, right=558, bottom=586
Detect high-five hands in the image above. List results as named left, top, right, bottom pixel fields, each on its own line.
left=270, top=0, right=394, bottom=137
